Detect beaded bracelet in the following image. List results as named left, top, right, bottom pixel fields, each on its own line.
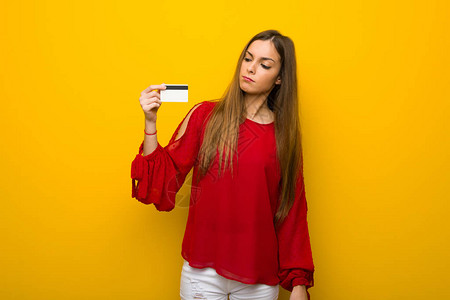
left=144, top=129, right=157, bottom=136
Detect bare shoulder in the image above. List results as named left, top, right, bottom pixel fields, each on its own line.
left=185, top=101, right=211, bottom=121
left=174, top=101, right=214, bottom=141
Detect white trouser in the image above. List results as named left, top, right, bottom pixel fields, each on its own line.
left=180, top=259, right=279, bottom=300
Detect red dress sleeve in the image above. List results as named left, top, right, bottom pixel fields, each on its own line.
left=130, top=102, right=206, bottom=211
left=276, top=162, right=315, bottom=298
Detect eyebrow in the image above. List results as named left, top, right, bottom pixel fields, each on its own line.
left=246, top=51, right=276, bottom=62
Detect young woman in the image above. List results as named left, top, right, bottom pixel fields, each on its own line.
left=131, top=30, right=315, bottom=300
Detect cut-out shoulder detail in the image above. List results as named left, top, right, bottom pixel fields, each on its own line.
left=173, top=102, right=204, bottom=142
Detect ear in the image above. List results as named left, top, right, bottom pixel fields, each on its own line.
left=275, top=75, right=281, bottom=85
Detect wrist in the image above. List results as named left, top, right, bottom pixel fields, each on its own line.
left=145, top=120, right=156, bottom=129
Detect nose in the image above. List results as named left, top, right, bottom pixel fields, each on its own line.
left=247, top=61, right=256, bottom=74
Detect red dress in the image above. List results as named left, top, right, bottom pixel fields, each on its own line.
left=131, top=100, right=315, bottom=296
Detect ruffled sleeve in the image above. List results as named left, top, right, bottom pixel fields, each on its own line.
left=130, top=102, right=207, bottom=211
left=276, top=163, right=315, bottom=298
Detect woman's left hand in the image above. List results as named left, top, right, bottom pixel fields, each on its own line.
left=290, top=285, right=308, bottom=300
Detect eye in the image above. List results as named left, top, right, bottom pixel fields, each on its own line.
left=244, top=57, right=271, bottom=70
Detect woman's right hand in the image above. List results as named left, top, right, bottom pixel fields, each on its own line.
left=140, top=84, right=167, bottom=123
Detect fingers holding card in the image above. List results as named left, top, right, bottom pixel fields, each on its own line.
left=160, top=84, right=188, bottom=102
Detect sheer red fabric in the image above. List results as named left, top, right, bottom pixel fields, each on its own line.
left=131, top=100, right=315, bottom=297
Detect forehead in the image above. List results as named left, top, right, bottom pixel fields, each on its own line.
left=246, top=40, right=281, bottom=62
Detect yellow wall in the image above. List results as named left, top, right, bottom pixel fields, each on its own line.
left=1, top=0, right=448, bottom=299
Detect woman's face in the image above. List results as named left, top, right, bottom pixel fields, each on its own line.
left=239, top=39, right=282, bottom=96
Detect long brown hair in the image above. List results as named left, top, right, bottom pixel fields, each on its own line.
left=196, top=30, right=304, bottom=229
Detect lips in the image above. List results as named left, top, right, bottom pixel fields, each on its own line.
left=243, top=76, right=254, bottom=82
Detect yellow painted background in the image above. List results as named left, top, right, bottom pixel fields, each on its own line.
left=1, top=0, right=449, bottom=299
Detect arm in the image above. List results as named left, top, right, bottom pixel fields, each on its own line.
left=276, top=164, right=315, bottom=297
left=142, top=120, right=157, bottom=156
left=142, top=102, right=193, bottom=156
left=131, top=102, right=205, bottom=211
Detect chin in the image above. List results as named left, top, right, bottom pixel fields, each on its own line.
left=240, top=82, right=256, bottom=92
left=239, top=83, right=249, bottom=92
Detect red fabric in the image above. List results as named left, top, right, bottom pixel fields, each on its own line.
left=131, top=100, right=315, bottom=295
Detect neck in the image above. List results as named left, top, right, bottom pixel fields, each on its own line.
left=244, top=93, right=269, bottom=118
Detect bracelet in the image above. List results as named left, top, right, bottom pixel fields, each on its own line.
left=144, top=129, right=157, bottom=135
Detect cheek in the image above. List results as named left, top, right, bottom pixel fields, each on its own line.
left=261, top=72, right=278, bottom=84
left=239, top=63, right=246, bottom=74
